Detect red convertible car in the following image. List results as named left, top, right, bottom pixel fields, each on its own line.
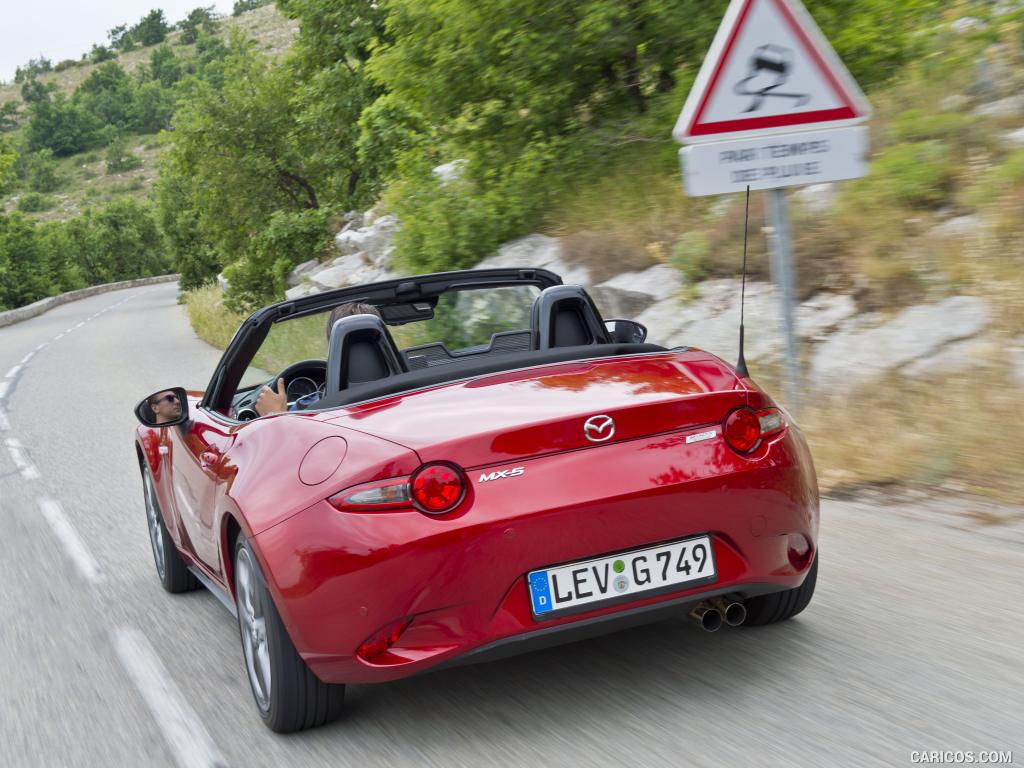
left=134, top=268, right=818, bottom=732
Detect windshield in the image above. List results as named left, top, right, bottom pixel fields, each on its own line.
left=390, top=285, right=539, bottom=351
left=235, top=283, right=541, bottom=393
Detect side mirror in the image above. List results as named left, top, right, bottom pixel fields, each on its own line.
left=604, top=319, right=648, bottom=344
left=134, top=387, right=189, bottom=428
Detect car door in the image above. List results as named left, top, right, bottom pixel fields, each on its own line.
left=168, top=408, right=236, bottom=575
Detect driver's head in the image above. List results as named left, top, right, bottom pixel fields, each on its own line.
left=325, top=302, right=382, bottom=340
left=148, top=390, right=181, bottom=424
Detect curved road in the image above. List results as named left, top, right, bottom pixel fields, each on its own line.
left=0, top=282, right=1021, bottom=767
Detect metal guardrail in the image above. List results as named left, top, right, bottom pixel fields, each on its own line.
left=0, top=275, right=179, bottom=329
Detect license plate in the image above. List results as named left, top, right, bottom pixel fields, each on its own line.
left=527, top=535, right=716, bottom=617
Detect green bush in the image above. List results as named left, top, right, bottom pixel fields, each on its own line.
left=221, top=209, right=330, bottom=311
left=965, top=149, right=1024, bottom=208
left=232, top=0, right=272, bottom=16
left=670, top=232, right=711, bottom=284
left=106, top=137, right=143, bottom=173
left=868, top=141, right=954, bottom=208
left=17, top=192, right=57, bottom=212
left=25, top=150, right=63, bottom=192
left=890, top=108, right=977, bottom=143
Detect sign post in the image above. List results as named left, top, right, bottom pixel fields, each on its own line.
left=673, top=0, right=871, bottom=413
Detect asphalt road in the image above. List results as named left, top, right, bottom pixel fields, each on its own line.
left=0, top=282, right=1021, bottom=768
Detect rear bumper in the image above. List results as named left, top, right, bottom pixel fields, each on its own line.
left=254, top=424, right=819, bottom=684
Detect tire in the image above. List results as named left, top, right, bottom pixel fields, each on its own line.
left=743, top=553, right=818, bottom=626
left=233, top=536, right=345, bottom=732
left=141, top=464, right=199, bottom=593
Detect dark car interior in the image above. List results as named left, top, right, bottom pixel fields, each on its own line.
left=224, top=275, right=668, bottom=420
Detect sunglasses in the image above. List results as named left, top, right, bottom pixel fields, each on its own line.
left=154, top=393, right=179, bottom=405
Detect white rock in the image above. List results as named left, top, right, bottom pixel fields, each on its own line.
left=476, top=234, right=592, bottom=286
left=334, top=214, right=398, bottom=260
left=940, top=94, right=970, bottom=113
left=216, top=272, right=229, bottom=291
left=592, top=264, right=684, bottom=318
left=1011, top=338, right=1024, bottom=387
left=795, top=293, right=857, bottom=340
left=972, top=93, right=1024, bottom=119
left=952, top=16, right=985, bottom=33
left=932, top=214, right=983, bottom=238
left=311, top=265, right=353, bottom=289
left=902, top=336, right=992, bottom=377
left=793, top=183, right=837, bottom=215
left=287, top=258, right=320, bottom=286
left=432, top=159, right=467, bottom=184
left=810, top=296, right=991, bottom=390
left=1003, top=126, right=1024, bottom=147
left=285, top=284, right=315, bottom=300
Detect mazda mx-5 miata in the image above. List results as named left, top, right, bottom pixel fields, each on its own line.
left=133, top=267, right=818, bottom=732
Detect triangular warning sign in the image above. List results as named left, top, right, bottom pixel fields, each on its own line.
left=674, top=0, right=870, bottom=143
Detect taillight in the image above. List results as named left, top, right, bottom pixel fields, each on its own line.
left=327, top=478, right=411, bottom=512
left=410, top=462, right=465, bottom=515
left=356, top=617, right=412, bottom=662
left=723, top=407, right=786, bottom=454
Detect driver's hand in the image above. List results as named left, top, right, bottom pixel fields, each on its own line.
left=255, top=378, right=288, bottom=416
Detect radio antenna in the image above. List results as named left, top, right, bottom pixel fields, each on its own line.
left=735, top=185, right=751, bottom=378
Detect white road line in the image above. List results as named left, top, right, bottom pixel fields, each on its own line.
left=0, top=407, right=8, bottom=432
left=113, top=628, right=226, bottom=768
left=37, top=498, right=104, bottom=584
left=0, top=381, right=9, bottom=401
left=34, top=342, right=47, bottom=352
left=19, top=351, right=34, bottom=365
left=5, top=364, right=22, bottom=379
left=54, top=333, right=65, bottom=341
left=74, top=321, right=85, bottom=329
left=5, top=438, right=40, bottom=480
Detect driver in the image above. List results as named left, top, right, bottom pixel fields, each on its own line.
left=149, top=390, right=182, bottom=424
left=255, top=302, right=382, bottom=416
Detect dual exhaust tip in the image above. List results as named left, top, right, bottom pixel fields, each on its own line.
left=689, top=597, right=747, bottom=631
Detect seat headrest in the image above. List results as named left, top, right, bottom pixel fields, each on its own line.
left=531, top=285, right=610, bottom=349
left=325, top=314, right=407, bottom=393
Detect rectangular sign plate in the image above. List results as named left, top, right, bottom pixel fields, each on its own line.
left=528, top=535, right=717, bottom=617
left=679, top=125, right=867, bottom=196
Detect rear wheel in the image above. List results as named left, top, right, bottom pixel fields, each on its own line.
left=141, top=464, right=198, bottom=593
left=233, top=536, right=345, bottom=732
left=743, top=554, right=818, bottom=626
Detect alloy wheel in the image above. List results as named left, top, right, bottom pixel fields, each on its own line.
left=236, top=546, right=272, bottom=712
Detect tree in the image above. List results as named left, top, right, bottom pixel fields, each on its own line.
left=134, top=9, right=170, bottom=47
left=108, top=24, right=137, bottom=52
left=25, top=93, right=101, bottom=155
left=146, top=45, right=183, bottom=87
left=14, top=57, right=52, bottom=83
left=90, top=44, right=117, bottom=63
left=0, top=137, right=17, bottom=196
left=76, top=62, right=136, bottom=128
left=232, top=0, right=272, bottom=16
left=0, top=214, right=51, bottom=308
left=0, top=102, right=21, bottom=132
left=20, top=78, right=55, bottom=104
left=179, top=7, right=220, bottom=45
left=131, top=81, right=175, bottom=132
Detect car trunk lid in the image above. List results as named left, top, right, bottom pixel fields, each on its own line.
left=322, top=351, right=746, bottom=467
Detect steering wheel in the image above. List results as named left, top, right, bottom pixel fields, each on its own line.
left=263, top=359, right=327, bottom=410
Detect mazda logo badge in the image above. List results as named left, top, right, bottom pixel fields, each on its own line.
left=583, top=414, right=615, bottom=443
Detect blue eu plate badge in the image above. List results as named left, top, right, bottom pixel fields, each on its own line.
left=528, top=571, right=553, bottom=615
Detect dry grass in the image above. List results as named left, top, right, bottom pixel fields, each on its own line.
left=801, top=367, right=1024, bottom=502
